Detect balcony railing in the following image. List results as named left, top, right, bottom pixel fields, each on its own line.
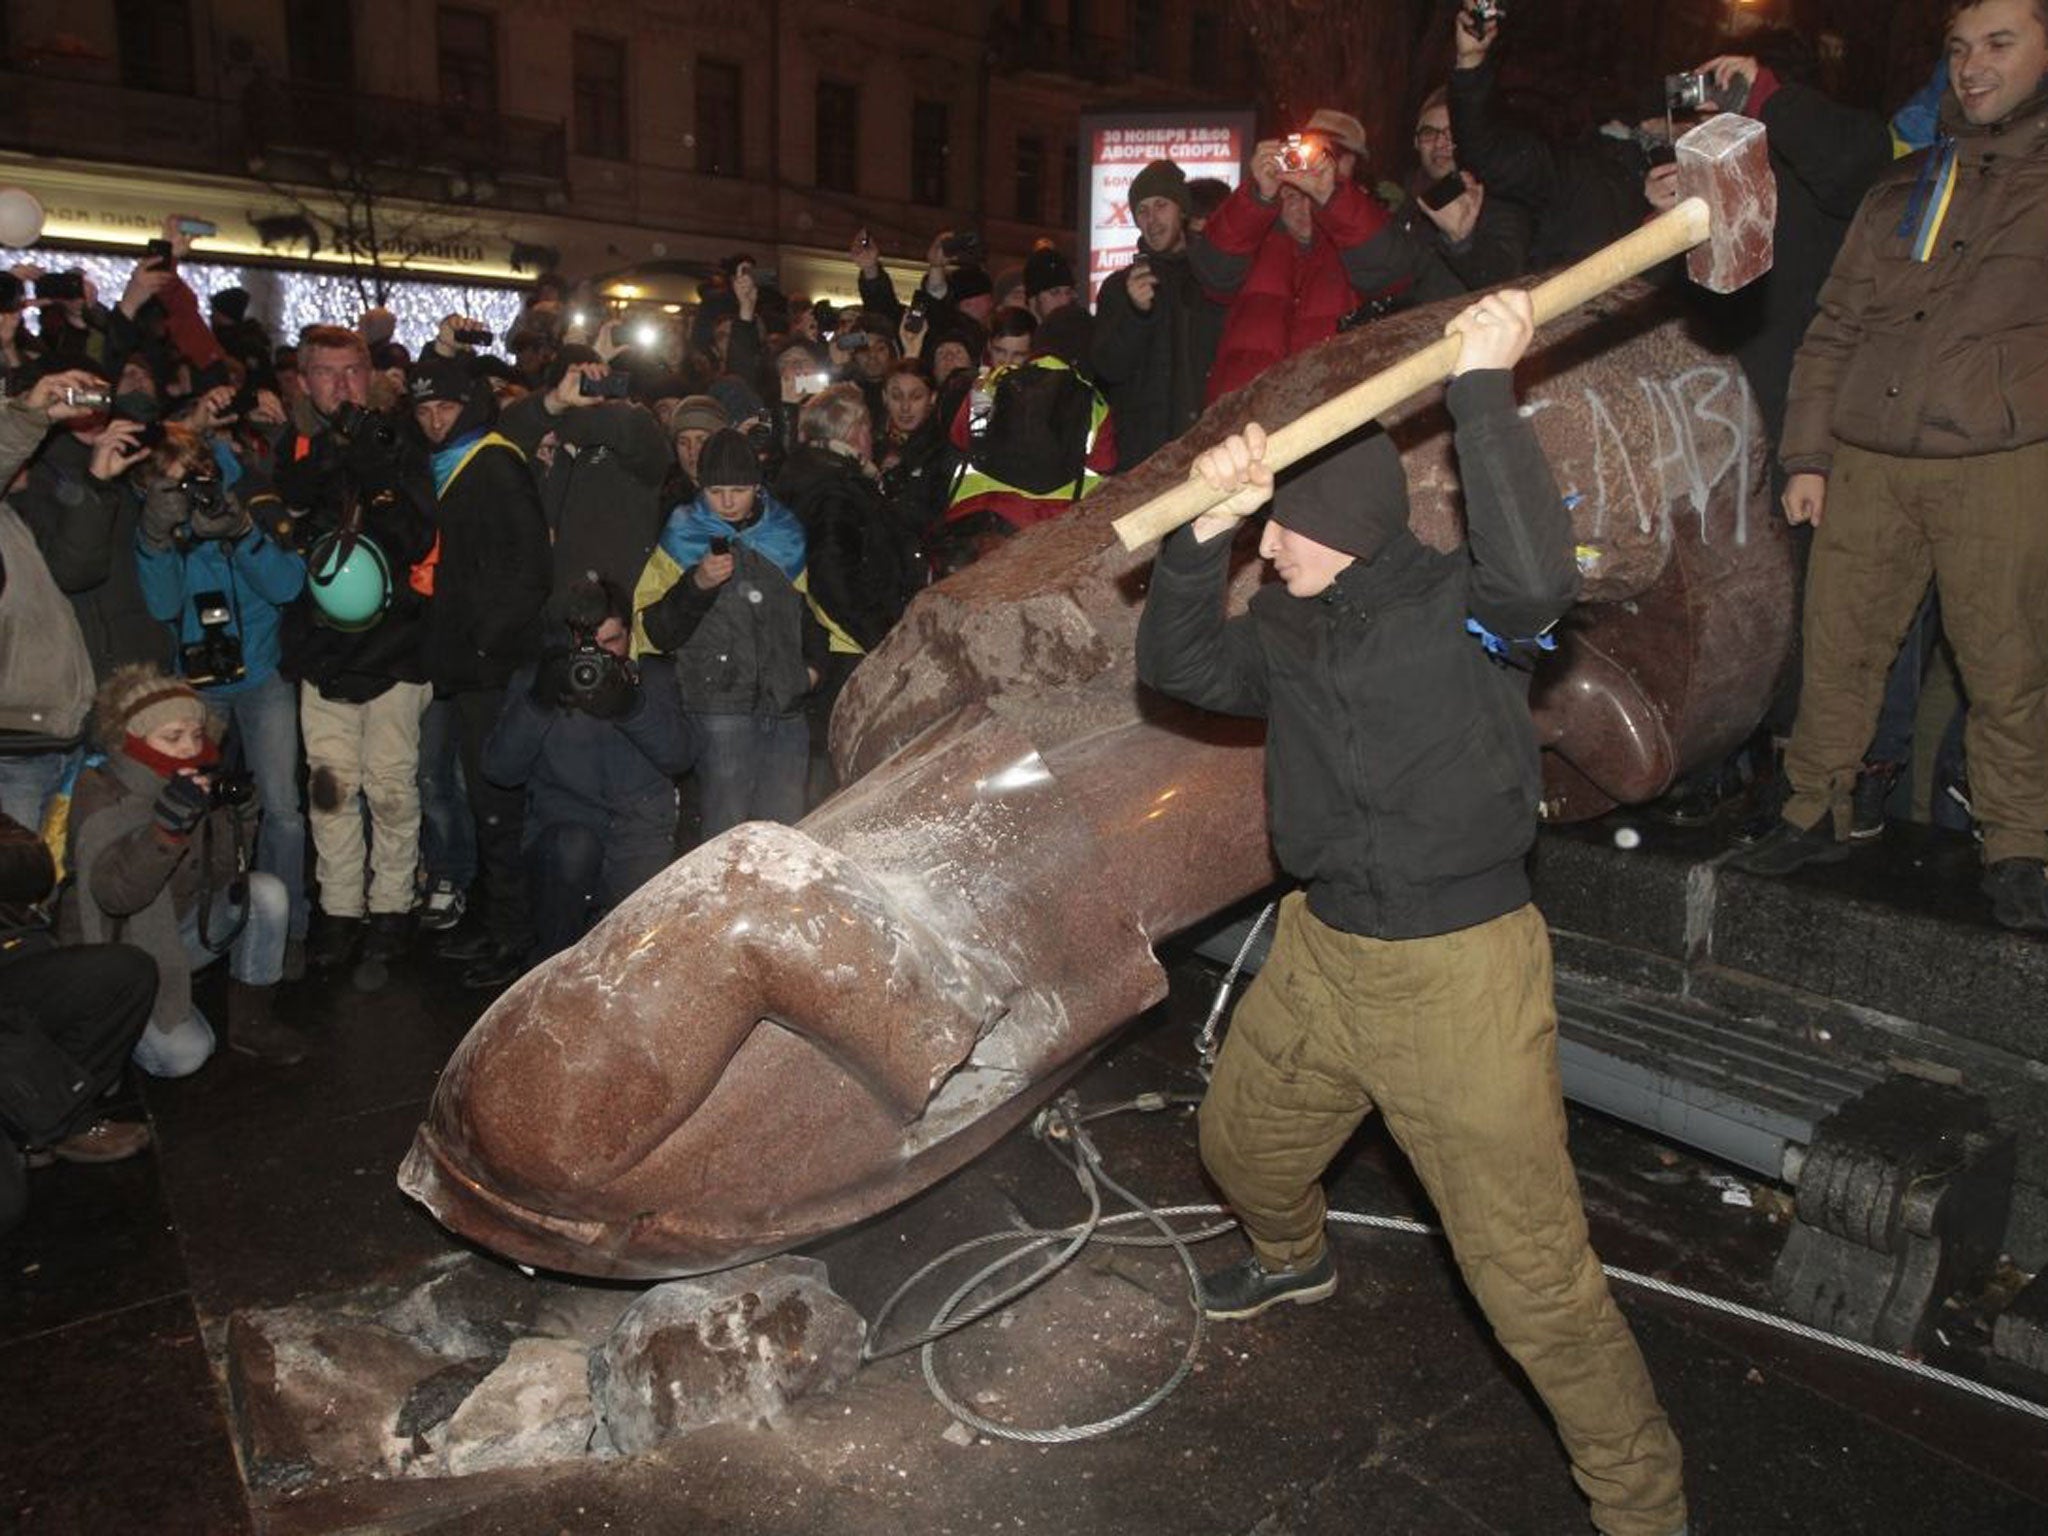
left=243, top=78, right=567, bottom=189
left=0, top=67, right=237, bottom=176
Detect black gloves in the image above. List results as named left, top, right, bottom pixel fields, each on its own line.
left=528, top=651, right=639, bottom=719
left=530, top=653, right=576, bottom=710
left=151, top=773, right=211, bottom=838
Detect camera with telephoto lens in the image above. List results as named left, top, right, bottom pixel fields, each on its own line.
left=561, top=579, right=634, bottom=707
left=207, top=769, right=257, bottom=809
left=328, top=400, right=399, bottom=451
left=1665, top=71, right=1746, bottom=115
left=180, top=589, right=247, bottom=687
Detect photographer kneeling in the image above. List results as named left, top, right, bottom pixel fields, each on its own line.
left=60, top=666, right=306, bottom=1071
left=483, top=577, right=695, bottom=964
left=134, top=427, right=309, bottom=971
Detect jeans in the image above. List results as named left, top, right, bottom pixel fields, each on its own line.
left=134, top=870, right=291, bottom=1079
left=526, top=818, right=674, bottom=962
left=221, top=671, right=308, bottom=941
left=691, top=712, right=809, bottom=845
left=418, top=695, right=476, bottom=891
left=0, top=747, right=81, bottom=833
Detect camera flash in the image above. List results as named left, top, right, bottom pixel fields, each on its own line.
left=571, top=310, right=587, bottom=329
left=636, top=322, right=657, bottom=348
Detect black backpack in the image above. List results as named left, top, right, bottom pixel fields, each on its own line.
left=966, top=361, right=1098, bottom=497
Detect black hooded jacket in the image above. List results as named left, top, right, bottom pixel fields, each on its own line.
left=498, top=393, right=671, bottom=623
left=1136, top=372, right=1578, bottom=941
left=772, top=443, right=923, bottom=652
left=417, top=377, right=552, bottom=693
left=273, top=410, right=438, bottom=702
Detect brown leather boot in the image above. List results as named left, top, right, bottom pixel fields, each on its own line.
left=227, top=980, right=308, bottom=1066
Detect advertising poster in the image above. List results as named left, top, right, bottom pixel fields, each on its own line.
left=1080, top=110, right=1254, bottom=302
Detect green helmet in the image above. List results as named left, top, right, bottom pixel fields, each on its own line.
left=306, top=529, right=393, bottom=632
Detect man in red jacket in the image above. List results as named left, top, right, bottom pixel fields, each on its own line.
left=1191, top=109, right=1418, bottom=402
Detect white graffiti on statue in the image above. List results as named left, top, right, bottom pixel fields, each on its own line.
left=1639, top=366, right=1754, bottom=547
left=1531, top=365, right=1756, bottom=547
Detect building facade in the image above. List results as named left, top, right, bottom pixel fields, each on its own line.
left=0, top=0, right=1248, bottom=315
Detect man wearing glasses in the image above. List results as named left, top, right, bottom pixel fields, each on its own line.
left=1388, top=88, right=1533, bottom=306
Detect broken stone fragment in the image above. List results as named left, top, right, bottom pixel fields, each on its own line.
left=226, top=1311, right=447, bottom=1489
left=590, top=1256, right=865, bottom=1455
left=439, top=1337, right=598, bottom=1477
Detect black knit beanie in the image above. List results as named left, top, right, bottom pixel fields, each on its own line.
left=1271, top=431, right=1409, bottom=564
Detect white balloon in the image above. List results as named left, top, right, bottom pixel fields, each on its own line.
left=0, top=187, right=44, bottom=248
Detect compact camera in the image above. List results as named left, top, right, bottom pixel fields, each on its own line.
left=180, top=589, right=247, bottom=687
left=941, top=231, right=984, bottom=263
left=63, top=383, right=112, bottom=410
left=1665, top=71, right=1746, bottom=115
left=1281, top=134, right=1319, bottom=173
left=577, top=371, right=633, bottom=399
left=452, top=325, right=494, bottom=346
left=1466, top=0, right=1506, bottom=26
left=35, top=271, right=86, bottom=303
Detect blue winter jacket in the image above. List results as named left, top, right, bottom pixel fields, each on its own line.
left=134, top=525, right=307, bottom=697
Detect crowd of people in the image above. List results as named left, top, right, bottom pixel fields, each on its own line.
left=1, top=0, right=2041, bottom=1237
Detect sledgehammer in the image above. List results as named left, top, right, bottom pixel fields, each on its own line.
left=1111, top=112, right=1776, bottom=551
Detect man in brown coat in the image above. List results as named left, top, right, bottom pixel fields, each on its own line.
left=1736, top=0, right=2048, bottom=931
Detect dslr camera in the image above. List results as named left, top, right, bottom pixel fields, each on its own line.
left=207, top=769, right=257, bottom=809
left=561, top=579, right=636, bottom=710
left=180, top=589, right=247, bottom=687
left=178, top=470, right=244, bottom=541
left=329, top=400, right=400, bottom=451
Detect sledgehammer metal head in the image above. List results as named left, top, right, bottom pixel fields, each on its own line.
left=1675, top=112, right=1776, bottom=292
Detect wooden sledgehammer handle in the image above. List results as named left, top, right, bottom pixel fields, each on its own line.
left=1111, top=196, right=1714, bottom=552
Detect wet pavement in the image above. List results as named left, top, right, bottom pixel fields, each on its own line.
left=5, top=926, right=2048, bottom=1535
